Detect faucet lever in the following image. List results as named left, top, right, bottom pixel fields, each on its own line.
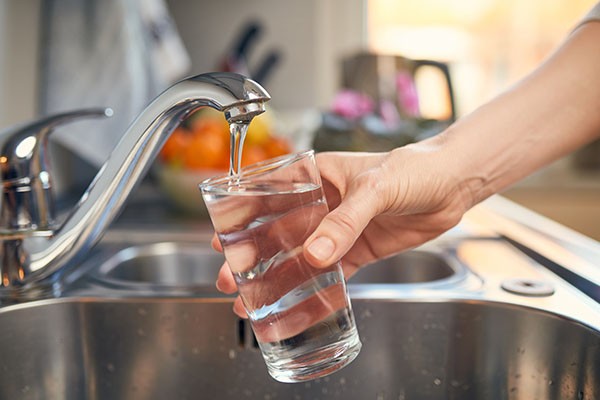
left=0, top=108, right=112, bottom=234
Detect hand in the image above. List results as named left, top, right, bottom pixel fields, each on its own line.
left=214, top=143, right=475, bottom=317
left=302, top=145, right=472, bottom=275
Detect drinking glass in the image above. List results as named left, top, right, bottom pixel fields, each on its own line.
left=200, top=150, right=361, bottom=383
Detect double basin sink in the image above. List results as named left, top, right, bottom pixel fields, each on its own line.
left=0, top=226, right=598, bottom=399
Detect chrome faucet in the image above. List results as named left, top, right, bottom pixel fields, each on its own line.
left=0, top=72, right=270, bottom=300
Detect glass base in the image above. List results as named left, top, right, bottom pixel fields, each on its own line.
left=264, top=328, right=362, bottom=383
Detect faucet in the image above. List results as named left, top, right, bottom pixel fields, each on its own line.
left=0, top=72, right=270, bottom=301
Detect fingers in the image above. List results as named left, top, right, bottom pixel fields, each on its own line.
left=211, top=234, right=223, bottom=252
left=304, top=175, right=381, bottom=268
left=233, top=296, right=248, bottom=318
left=216, top=262, right=238, bottom=294
left=215, top=263, right=248, bottom=318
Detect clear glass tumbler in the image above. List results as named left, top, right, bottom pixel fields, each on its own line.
left=200, top=150, right=361, bottom=383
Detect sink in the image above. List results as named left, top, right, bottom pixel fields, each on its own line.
left=88, top=242, right=466, bottom=291
left=0, top=298, right=597, bottom=399
left=349, top=250, right=464, bottom=285
left=90, top=242, right=224, bottom=293
left=11, top=231, right=598, bottom=399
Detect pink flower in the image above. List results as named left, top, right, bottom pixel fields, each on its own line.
left=331, top=90, right=375, bottom=120
left=396, top=72, right=420, bottom=117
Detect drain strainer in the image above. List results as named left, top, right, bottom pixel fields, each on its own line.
left=501, top=278, right=555, bottom=297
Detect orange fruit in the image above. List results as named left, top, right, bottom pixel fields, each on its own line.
left=241, top=144, right=268, bottom=167
left=183, top=127, right=229, bottom=170
left=160, top=127, right=190, bottom=164
left=264, top=136, right=292, bottom=158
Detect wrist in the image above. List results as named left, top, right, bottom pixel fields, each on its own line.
left=384, top=138, right=476, bottom=216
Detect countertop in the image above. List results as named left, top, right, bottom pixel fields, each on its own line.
left=502, top=156, right=600, bottom=241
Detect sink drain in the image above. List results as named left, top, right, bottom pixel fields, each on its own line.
left=501, top=278, right=555, bottom=297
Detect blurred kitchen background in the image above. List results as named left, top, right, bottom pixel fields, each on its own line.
left=1, top=0, right=599, bottom=238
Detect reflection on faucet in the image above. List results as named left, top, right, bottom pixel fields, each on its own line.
left=0, top=72, right=270, bottom=300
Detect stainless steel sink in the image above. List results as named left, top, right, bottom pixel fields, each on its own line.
left=349, top=250, right=465, bottom=285
left=4, top=228, right=599, bottom=399
left=0, top=297, right=597, bottom=399
left=88, top=241, right=467, bottom=291
left=90, top=242, right=225, bottom=293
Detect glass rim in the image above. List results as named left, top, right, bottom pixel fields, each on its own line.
left=199, top=149, right=315, bottom=192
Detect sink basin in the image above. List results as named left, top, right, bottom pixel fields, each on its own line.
left=349, top=250, right=463, bottom=285
left=91, top=242, right=224, bottom=292
left=0, top=298, right=597, bottom=399
left=89, top=242, right=465, bottom=290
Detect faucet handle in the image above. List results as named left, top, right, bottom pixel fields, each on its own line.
left=0, top=108, right=112, bottom=234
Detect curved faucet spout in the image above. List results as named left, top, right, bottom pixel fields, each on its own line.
left=6, top=72, right=269, bottom=295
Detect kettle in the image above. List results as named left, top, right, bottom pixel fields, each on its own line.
left=341, top=52, right=455, bottom=121
left=313, top=52, right=456, bottom=152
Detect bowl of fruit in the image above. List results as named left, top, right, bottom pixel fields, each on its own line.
left=156, top=108, right=292, bottom=215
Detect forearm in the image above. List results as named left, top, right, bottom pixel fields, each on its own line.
left=429, top=22, right=600, bottom=207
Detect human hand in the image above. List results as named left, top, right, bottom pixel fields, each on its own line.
left=301, top=145, right=472, bottom=276
left=213, top=143, right=475, bottom=317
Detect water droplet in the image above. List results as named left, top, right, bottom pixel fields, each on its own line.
left=218, top=335, right=225, bottom=342
left=228, top=349, right=237, bottom=359
left=137, top=328, right=146, bottom=337
left=451, top=380, right=460, bottom=388
left=433, top=378, right=442, bottom=386
left=106, top=363, right=115, bottom=373
left=170, top=349, right=179, bottom=358
left=191, top=347, right=200, bottom=355
left=376, top=391, right=385, bottom=400
left=549, top=380, right=554, bottom=386
left=339, top=377, right=346, bottom=385
left=322, top=388, right=328, bottom=394
left=21, top=386, right=30, bottom=393
left=137, top=308, right=148, bottom=316
left=324, top=377, right=330, bottom=382
left=243, top=389, right=252, bottom=397
left=264, top=394, right=272, bottom=400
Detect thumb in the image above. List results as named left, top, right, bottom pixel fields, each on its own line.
left=303, top=188, right=379, bottom=268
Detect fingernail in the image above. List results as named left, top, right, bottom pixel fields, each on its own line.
left=307, top=237, right=335, bottom=261
left=215, top=280, right=222, bottom=291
